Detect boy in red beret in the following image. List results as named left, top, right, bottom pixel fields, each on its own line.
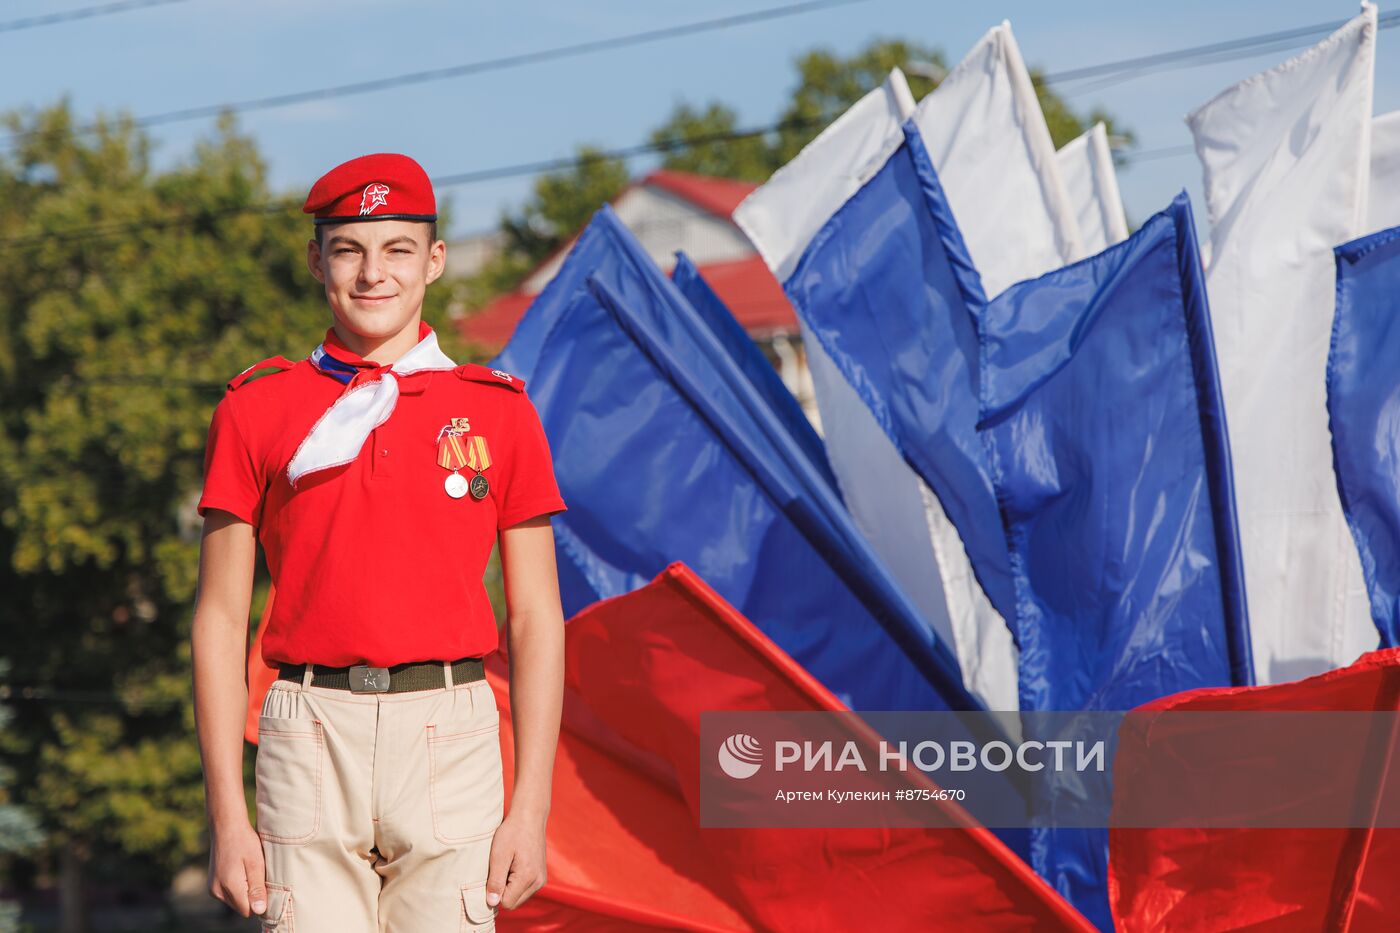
left=190, top=153, right=567, bottom=931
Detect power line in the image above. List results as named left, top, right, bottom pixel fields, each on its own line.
left=1043, top=9, right=1400, bottom=93
left=10, top=3, right=1381, bottom=154
left=0, top=8, right=1374, bottom=205
left=433, top=112, right=826, bottom=187
left=0, top=108, right=1200, bottom=254
left=0, top=111, right=838, bottom=251
left=11, top=12, right=1371, bottom=250
left=1, top=0, right=867, bottom=148
left=63, top=374, right=228, bottom=388
left=1118, top=143, right=1195, bottom=164
left=2, top=684, right=184, bottom=709
left=4, top=199, right=295, bottom=248
left=0, top=0, right=190, bottom=34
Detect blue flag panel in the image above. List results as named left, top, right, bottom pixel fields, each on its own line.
left=1328, top=225, right=1400, bottom=648
left=978, top=192, right=1252, bottom=929
left=670, top=251, right=840, bottom=495
left=497, top=208, right=980, bottom=714
left=491, top=220, right=614, bottom=381
left=782, top=121, right=1021, bottom=633
left=978, top=192, right=1251, bottom=707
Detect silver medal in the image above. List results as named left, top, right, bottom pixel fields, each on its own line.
left=444, top=472, right=469, bottom=499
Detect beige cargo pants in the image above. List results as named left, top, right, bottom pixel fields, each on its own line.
left=253, top=663, right=502, bottom=931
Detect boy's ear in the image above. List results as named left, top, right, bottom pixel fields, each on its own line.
left=306, top=239, right=327, bottom=284
left=425, top=238, right=447, bottom=285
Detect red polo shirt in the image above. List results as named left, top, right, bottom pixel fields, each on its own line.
left=196, top=323, right=567, bottom=667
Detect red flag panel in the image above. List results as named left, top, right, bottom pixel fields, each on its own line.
left=559, top=562, right=1091, bottom=932
left=1110, top=647, right=1400, bottom=932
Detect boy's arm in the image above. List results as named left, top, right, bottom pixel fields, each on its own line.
left=191, top=508, right=267, bottom=917
left=192, top=509, right=257, bottom=826
left=490, top=514, right=565, bottom=909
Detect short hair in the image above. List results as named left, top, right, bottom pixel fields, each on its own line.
left=314, top=221, right=438, bottom=247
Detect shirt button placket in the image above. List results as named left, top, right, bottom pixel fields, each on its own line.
left=372, top=429, right=394, bottom=479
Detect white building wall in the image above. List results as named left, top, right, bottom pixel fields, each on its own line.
left=522, top=184, right=755, bottom=294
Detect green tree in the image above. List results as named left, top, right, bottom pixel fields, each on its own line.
left=497, top=145, right=629, bottom=267
left=1030, top=70, right=1134, bottom=158
left=0, top=103, right=457, bottom=931
left=452, top=146, right=628, bottom=355
left=771, top=39, right=945, bottom=164
left=636, top=41, right=947, bottom=185
left=652, top=39, right=1129, bottom=177
left=647, top=102, right=774, bottom=182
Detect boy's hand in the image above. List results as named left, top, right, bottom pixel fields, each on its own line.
left=485, top=809, right=547, bottom=910
left=208, top=820, right=269, bottom=918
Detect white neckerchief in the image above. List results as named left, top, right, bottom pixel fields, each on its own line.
left=287, top=326, right=457, bottom=486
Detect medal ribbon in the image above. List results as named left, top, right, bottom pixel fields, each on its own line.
left=438, top=433, right=470, bottom=471
left=464, top=435, right=491, bottom=472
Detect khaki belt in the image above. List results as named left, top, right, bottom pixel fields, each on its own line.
left=277, top=656, right=486, bottom=694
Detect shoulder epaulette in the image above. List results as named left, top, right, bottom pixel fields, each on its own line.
left=227, top=355, right=297, bottom=393
left=453, top=363, right=526, bottom=393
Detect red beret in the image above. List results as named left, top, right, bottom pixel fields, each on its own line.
left=302, top=152, right=437, bottom=225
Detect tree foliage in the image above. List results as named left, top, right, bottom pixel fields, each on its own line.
left=772, top=39, right=945, bottom=163
left=453, top=145, right=629, bottom=341
left=647, top=102, right=774, bottom=182
left=497, top=146, right=631, bottom=267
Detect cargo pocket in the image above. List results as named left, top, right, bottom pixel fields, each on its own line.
left=427, top=710, right=503, bottom=845
left=254, top=716, right=323, bottom=844
left=259, top=882, right=293, bottom=930
left=459, top=881, right=497, bottom=931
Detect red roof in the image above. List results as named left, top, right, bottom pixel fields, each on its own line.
left=458, top=291, right=534, bottom=353
left=641, top=169, right=757, bottom=218
left=684, top=255, right=797, bottom=334
left=460, top=255, right=796, bottom=354
left=457, top=169, right=794, bottom=354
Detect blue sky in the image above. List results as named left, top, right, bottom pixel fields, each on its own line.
left=4, top=0, right=1396, bottom=239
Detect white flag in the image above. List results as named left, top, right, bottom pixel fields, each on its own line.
left=1189, top=3, right=1379, bottom=682
left=1368, top=108, right=1400, bottom=233
left=737, top=70, right=914, bottom=283
left=913, top=21, right=1082, bottom=297
left=1057, top=122, right=1129, bottom=256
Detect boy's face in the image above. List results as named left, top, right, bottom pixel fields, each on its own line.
left=306, top=220, right=446, bottom=341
